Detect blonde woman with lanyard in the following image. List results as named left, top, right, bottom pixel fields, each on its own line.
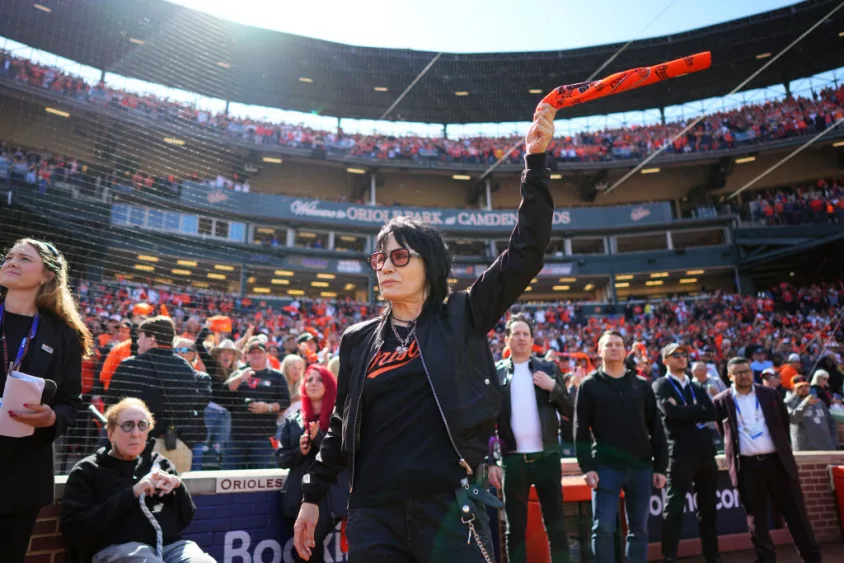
left=0, top=238, right=92, bottom=563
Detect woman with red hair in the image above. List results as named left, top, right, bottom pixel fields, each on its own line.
left=276, top=364, right=348, bottom=563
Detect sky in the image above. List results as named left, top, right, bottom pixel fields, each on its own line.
left=166, top=0, right=801, bottom=53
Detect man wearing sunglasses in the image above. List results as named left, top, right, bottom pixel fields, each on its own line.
left=652, top=344, right=721, bottom=563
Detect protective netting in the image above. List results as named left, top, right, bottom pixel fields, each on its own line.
left=0, top=0, right=843, bottom=472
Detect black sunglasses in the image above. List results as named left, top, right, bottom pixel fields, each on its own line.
left=368, top=248, right=421, bottom=272
left=174, top=347, right=195, bottom=354
left=668, top=353, right=688, bottom=359
left=117, top=420, right=151, bottom=433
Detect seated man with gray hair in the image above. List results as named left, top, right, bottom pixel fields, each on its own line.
left=691, top=361, right=726, bottom=397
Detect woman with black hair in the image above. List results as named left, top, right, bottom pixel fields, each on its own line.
left=293, top=104, right=557, bottom=563
left=0, top=238, right=92, bottom=562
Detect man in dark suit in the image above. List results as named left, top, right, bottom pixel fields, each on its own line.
left=713, top=357, right=820, bottom=563
left=652, top=344, right=721, bottom=563
left=488, top=314, right=574, bottom=563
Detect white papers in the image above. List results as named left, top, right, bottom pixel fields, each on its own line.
left=0, top=371, right=46, bottom=437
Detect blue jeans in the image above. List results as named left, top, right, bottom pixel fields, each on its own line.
left=223, top=438, right=276, bottom=470
left=190, top=442, right=205, bottom=471
left=591, top=466, right=652, bottom=563
left=204, top=405, right=231, bottom=466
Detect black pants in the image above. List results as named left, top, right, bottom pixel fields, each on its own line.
left=345, top=490, right=494, bottom=563
left=662, top=455, right=719, bottom=562
left=0, top=510, right=39, bottom=563
left=503, top=452, right=570, bottom=563
left=737, top=454, right=821, bottom=563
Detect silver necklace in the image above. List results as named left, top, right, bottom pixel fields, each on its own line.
left=389, top=317, right=417, bottom=353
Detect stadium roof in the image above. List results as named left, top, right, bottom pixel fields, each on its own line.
left=1, top=0, right=842, bottom=123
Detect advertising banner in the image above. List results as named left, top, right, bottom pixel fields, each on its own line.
left=180, top=183, right=673, bottom=233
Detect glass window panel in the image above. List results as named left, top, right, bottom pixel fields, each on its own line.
left=229, top=222, right=246, bottom=242
left=128, top=206, right=145, bottom=226
left=111, top=204, right=129, bottom=225
left=198, top=217, right=213, bottom=236
left=180, top=215, right=198, bottom=235
left=164, top=212, right=181, bottom=231
left=147, top=209, right=164, bottom=229
left=214, top=220, right=229, bottom=238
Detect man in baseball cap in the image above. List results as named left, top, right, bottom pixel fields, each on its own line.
left=780, top=353, right=803, bottom=392
left=761, top=368, right=786, bottom=401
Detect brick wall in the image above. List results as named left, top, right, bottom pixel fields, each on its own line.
left=26, top=454, right=844, bottom=562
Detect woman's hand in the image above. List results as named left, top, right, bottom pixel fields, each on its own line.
left=151, top=473, right=182, bottom=496
left=526, top=103, right=557, bottom=155
left=299, top=432, right=311, bottom=455
left=9, top=403, right=56, bottom=428
left=293, top=502, right=320, bottom=560
left=133, top=474, right=158, bottom=498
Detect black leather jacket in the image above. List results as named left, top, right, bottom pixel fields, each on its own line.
left=303, top=153, right=553, bottom=504
left=495, top=357, right=573, bottom=456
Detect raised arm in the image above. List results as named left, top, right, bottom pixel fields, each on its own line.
left=467, top=104, right=556, bottom=334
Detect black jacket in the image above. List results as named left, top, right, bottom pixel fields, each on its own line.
left=574, top=369, right=668, bottom=474
left=303, top=153, right=553, bottom=504
left=60, top=441, right=196, bottom=557
left=0, top=309, right=82, bottom=515
left=276, top=410, right=349, bottom=519
left=106, top=348, right=210, bottom=447
left=495, top=356, right=573, bottom=455
left=652, top=374, right=717, bottom=459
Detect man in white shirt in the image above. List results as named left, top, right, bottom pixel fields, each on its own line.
left=488, top=314, right=574, bottom=563
left=713, top=358, right=820, bottom=563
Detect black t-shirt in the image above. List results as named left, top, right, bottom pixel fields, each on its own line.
left=604, top=372, right=630, bottom=393
left=351, top=325, right=465, bottom=508
left=0, top=311, right=36, bottom=383
left=228, top=367, right=290, bottom=439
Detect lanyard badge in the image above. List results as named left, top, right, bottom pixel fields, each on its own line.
left=732, top=388, right=764, bottom=440
left=0, top=303, right=41, bottom=374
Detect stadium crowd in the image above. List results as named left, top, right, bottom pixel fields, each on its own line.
left=3, top=49, right=844, bottom=167
left=49, top=276, right=843, bottom=473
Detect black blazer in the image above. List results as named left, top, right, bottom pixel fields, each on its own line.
left=0, top=309, right=83, bottom=515
left=713, top=384, right=797, bottom=488
left=652, top=375, right=717, bottom=460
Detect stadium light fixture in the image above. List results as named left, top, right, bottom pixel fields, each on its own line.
left=686, top=269, right=705, bottom=275
left=134, top=264, right=155, bottom=272
left=455, top=91, right=469, bottom=96
left=584, top=283, right=595, bottom=291
left=128, top=38, right=145, bottom=45
left=247, top=276, right=256, bottom=283
left=347, top=168, right=367, bottom=174
left=288, top=289, right=305, bottom=296
left=645, top=280, right=664, bottom=286
left=833, top=141, right=844, bottom=148
left=559, top=277, right=576, bottom=282
left=44, top=107, right=70, bottom=118
left=531, top=278, right=538, bottom=284
left=299, top=77, right=314, bottom=83
left=137, top=255, right=159, bottom=262
left=154, top=278, right=173, bottom=285
left=207, top=273, right=226, bottom=280
left=317, top=273, right=336, bottom=279
left=298, top=232, right=317, bottom=238
left=253, top=288, right=271, bottom=294
left=192, top=281, right=209, bottom=288
left=271, top=279, right=290, bottom=285
left=274, top=270, right=294, bottom=276
left=214, top=264, right=235, bottom=271
left=339, top=235, right=358, bottom=242
left=616, top=274, right=634, bottom=281
left=256, top=228, right=276, bottom=234
left=33, top=3, right=52, bottom=13
left=641, top=168, right=660, bottom=174
left=650, top=272, right=669, bottom=278
left=171, top=269, right=191, bottom=276
left=262, top=156, right=282, bottom=164
left=452, top=174, right=471, bottom=181
left=311, top=281, right=330, bottom=288
left=177, top=259, right=197, bottom=267
left=680, top=278, right=698, bottom=284
left=528, top=89, right=543, bottom=94
left=840, top=31, right=844, bottom=37
left=374, top=86, right=389, bottom=92
left=163, top=137, right=185, bottom=146
left=615, top=282, right=630, bottom=288
left=550, top=174, right=563, bottom=180
left=735, top=156, right=756, bottom=164
left=344, top=283, right=356, bottom=291
left=552, top=285, right=570, bottom=291
left=448, top=278, right=458, bottom=284
left=216, top=61, right=231, bottom=69
left=321, top=292, right=338, bottom=297
left=523, top=286, right=533, bottom=291
left=755, top=52, right=771, bottom=59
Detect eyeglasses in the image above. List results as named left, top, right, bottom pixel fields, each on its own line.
left=731, top=369, right=753, bottom=377
left=174, top=347, right=195, bottom=354
left=117, top=420, right=151, bottom=433
left=668, top=353, right=688, bottom=359
left=368, top=248, right=421, bottom=272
